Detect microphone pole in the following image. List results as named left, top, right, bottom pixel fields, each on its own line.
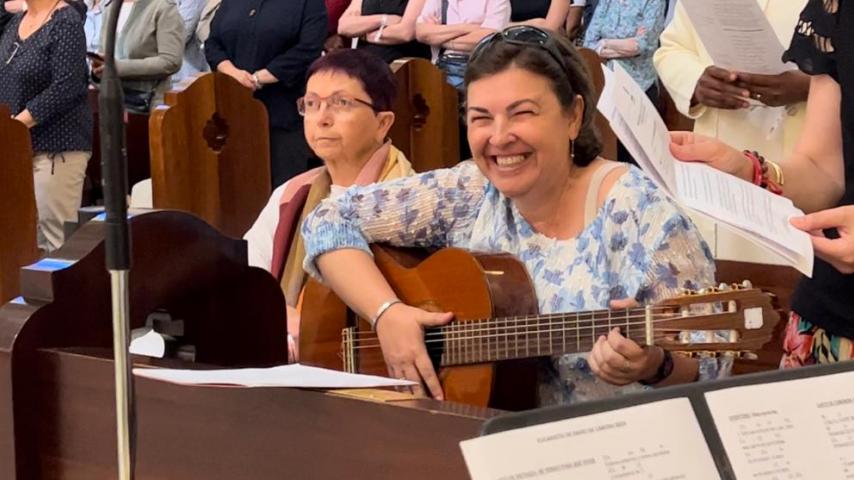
left=99, top=0, right=135, bottom=478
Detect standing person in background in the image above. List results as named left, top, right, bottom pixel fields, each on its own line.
left=668, top=0, right=854, bottom=369
left=414, top=0, right=510, bottom=91
left=323, top=0, right=349, bottom=51
left=582, top=0, right=666, bottom=164
left=654, top=1, right=808, bottom=169
left=654, top=0, right=807, bottom=264
left=508, top=0, right=572, bottom=33
left=83, top=0, right=104, bottom=51
left=90, top=0, right=185, bottom=112
left=206, top=0, right=327, bottom=188
left=338, top=0, right=429, bottom=63
left=565, top=0, right=585, bottom=40
left=0, top=0, right=93, bottom=253
left=172, top=0, right=207, bottom=83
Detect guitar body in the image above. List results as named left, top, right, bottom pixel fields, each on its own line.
left=300, top=246, right=541, bottom=409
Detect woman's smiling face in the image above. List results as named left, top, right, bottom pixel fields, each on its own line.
left=465, top=65, right=584, bottom=200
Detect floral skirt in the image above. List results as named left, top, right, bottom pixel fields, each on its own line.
left=780, top=312, right=854, bottom=368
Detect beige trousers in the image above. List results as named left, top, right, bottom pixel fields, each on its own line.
left=33, top=151, right=91, bottom=253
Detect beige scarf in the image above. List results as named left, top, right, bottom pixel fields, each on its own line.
left=280, top=143, right=415, bottom=308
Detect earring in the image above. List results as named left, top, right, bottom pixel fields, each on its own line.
left=570, top=140, right=575, bottom=159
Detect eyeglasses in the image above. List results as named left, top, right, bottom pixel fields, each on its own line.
left=297, top=93, right=377, bottom=116
left=5, top=42, right=21, bottom=66
left=469, top=26, right=569, bottom=74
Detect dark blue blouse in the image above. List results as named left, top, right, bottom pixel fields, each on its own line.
left=205, top=0, right=327, bottom=130
left=0, top=4, right=92, bottom=153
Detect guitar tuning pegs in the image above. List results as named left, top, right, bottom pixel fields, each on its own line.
left=740, top=280, right=753, bottom=289
left=679, top=288, right=697, bottom=296
left=717, top=283, right=731, bottom=291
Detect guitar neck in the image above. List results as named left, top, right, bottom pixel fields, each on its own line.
left=434, top=308, right=658, bottom=367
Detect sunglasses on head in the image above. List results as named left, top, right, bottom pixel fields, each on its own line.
left=469, top=26, right=569, bottom=74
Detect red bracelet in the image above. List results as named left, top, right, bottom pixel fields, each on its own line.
left=744, top=150, right=764, bottom=187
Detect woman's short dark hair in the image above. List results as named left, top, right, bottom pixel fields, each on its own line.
left=306, top=49, right=397, bottom=112
left=463, top=33, right=603, bottom=167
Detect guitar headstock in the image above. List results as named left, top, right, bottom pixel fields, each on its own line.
left=651, top=281, right=780, bottom=355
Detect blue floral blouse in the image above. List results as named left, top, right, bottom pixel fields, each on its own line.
left=302, top=161, right=728, bottom=404
left=582, top=0, right=667, bottom=91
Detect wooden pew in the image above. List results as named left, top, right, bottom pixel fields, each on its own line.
left=577, top=48, right=618, bottom=161
left=0, top=107, right=38, bottom=304
left=0, top=211, right=492, bottom=479
left=84, top=89, right=151, bottom=204
left=148, top=73, right=271, bottom=239
left=389, top=58, right=461, bottom=172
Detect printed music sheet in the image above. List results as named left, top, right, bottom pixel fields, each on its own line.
left=679, top=0, right=791, bottom=75
left=460, top=398, right=720, bottom=480
left=597, top=63, right=814, bottom=276
left=134, top=364, right=417, bottom=389
left=705, top=371, right=854, bottom=479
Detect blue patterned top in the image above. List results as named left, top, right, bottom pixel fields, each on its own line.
left=582, top=0, right=667, bottom=91
left=302, top=161, right=727, bottom=404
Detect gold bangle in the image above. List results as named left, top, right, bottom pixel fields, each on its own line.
left=766, top=160, right=784, bottom=186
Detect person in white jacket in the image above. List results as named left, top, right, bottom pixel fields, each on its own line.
left=653, top=0, right=808, bottom=263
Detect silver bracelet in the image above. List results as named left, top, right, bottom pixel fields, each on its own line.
left=370, top=299, right=401, bottom=331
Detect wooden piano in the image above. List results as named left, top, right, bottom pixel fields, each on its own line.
left=0, top=211, right=495, bottom=479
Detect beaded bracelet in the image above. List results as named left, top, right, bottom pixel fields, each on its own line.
left=743, top=150, right=783, bottom=195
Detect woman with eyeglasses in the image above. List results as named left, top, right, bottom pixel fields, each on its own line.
left=0, top=0, right=92, bottom=254
left=244, top=49, right=416, bottom=363
left=205, top=0, right=327, bottom=188
left=301, top=27, right=724, bottom=405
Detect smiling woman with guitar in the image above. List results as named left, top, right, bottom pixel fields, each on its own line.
left=301, top=26, right=725, bottom=406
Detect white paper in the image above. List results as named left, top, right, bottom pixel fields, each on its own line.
left=129, top=327, right=166, bottom=359
left=680, top=0, right=789, bottom=75
left=598, top=63, right=814, bottom=276
left=706, top=371, right=854, bottom=479
left=133, top=363, right=418, bottom=389
left=461, top=398, right=720, bottom=480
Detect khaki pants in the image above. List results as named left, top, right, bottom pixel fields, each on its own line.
left=33, top=151, right=91, bottom=253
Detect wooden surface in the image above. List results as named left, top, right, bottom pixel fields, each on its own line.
left=0, top=106, right=38, bottom=304
left=26, top=348, right=493, bottom=479
left=0, top=210, right=287, bottom=479
left=389, top=58, right=461, bottom=171
left=150, top=73, right=271, bottom=238
left=85, top=89, right=151, bottom=204
left=578, top=48, right=618, bottom=161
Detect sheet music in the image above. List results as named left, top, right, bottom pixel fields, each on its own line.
left=680, top=0, right=789, bottom=75
left=134, top=364, right=417, bottom=389
left=706, top=371, right=854, bottom=479
left=461, top=398, right=720, bottom=480
left=599, top=63, right=814, bottom=276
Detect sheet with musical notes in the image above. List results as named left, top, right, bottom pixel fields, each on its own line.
left=705, top=371, right=854, bottom=479
left=460, top=398, right=720, bottom=480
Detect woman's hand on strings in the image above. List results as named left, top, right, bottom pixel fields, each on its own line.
left=588, top=298, right=664, bottom=386
left=375, top=303, right=454, bottom=400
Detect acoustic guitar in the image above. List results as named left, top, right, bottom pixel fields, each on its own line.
left=300, top=245, right=779, bottom=409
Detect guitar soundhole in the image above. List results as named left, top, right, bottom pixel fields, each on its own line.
left=203, top=112, right=230, bottom=153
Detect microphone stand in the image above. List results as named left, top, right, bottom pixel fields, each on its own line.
left=99, top=0, right=135, bottom=478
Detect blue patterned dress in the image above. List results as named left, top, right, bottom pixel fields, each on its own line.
left=302, top=161, right=727, bottom=404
